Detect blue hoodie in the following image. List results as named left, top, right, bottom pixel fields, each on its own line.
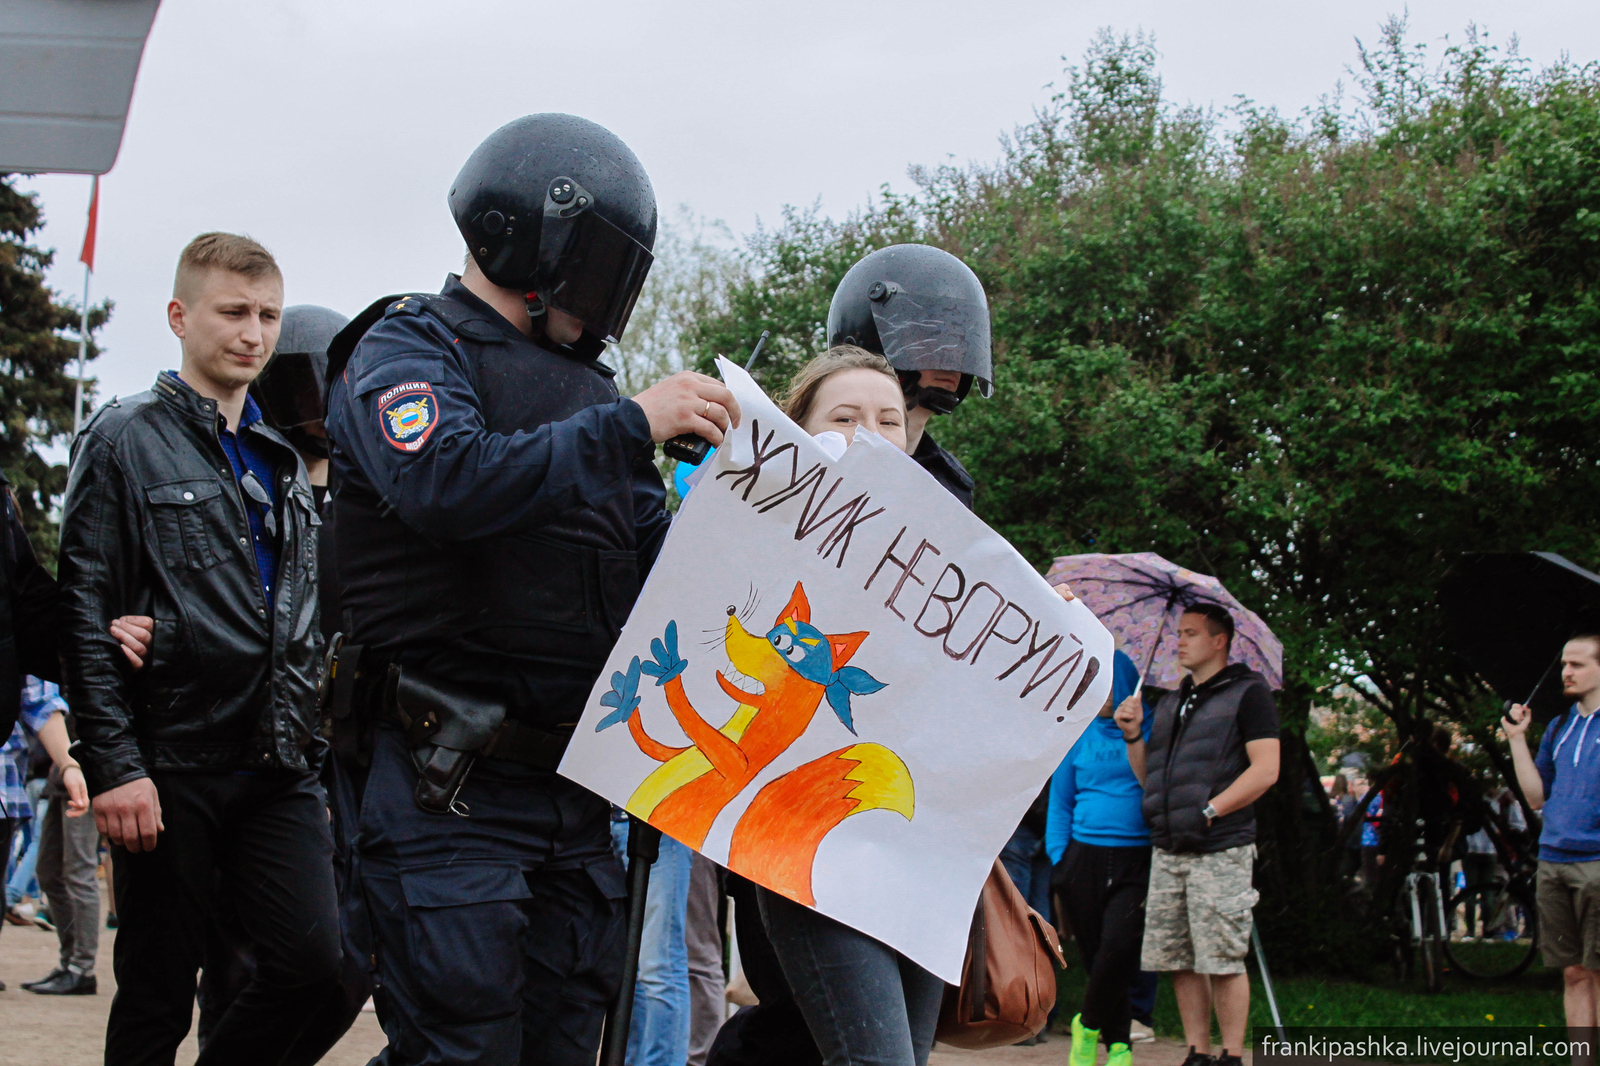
left=1044, top=649, right=1155, bottom=863
left=1535, top=704, right=1600, bottom=863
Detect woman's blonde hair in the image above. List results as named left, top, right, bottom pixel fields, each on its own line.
left=780, top=345, right=903, bottom=427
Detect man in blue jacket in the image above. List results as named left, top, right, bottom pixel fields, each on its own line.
left=1504, top=635, right=1600, bottom=1040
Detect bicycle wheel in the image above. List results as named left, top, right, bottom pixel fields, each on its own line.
left=1418, top=877, right=1445, bottom=992
left=1444, top=883, right=1539, bottom=979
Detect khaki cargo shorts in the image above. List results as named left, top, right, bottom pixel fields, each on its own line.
left=1140, top=844, right=1258, bottom=974
left=1537, top=859, right=1600, bottom=971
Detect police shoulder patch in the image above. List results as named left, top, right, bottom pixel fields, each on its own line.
left=377, top=381, right=439, bottom=452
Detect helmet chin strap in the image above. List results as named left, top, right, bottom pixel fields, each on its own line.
left=897, top=371, right=968, bottom=415
left=525, top=292, right=546, bottom=319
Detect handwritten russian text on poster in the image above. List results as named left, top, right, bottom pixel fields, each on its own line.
left=559, top=360, right=1112, bottom=981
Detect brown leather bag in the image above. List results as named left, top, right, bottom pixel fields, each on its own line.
left=935, top=858, right=1067, bottom=1050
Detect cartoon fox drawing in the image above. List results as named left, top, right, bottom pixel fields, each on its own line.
left=596, top=582, right=914, bottom=905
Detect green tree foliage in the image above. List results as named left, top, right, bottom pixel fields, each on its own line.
left=0, top=175, right=109, bottom=557
left=609, top=208, right=744, bottom=397
left=689, top=21, right=1600, bottom=970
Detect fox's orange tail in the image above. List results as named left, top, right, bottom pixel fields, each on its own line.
left=728, top=743, right=914, bottom=906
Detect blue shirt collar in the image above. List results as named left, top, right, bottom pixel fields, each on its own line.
left=162, top=370, right=263, bottom=431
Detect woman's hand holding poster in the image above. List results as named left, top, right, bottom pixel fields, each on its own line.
left=558, top=358, right=1112, bottom=982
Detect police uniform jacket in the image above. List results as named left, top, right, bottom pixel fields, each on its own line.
left=324, top=276, right=671, bottom=724
left=913, top=431, right=975, bottom=510
left=58, top=378, right=325, bottom=796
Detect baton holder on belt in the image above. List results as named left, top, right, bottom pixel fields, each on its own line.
left=601, top=817, right=662, bottom=1066
left=385, top=664, right=506, bottom=816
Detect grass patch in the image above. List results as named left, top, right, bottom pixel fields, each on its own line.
left=1052, top=953, right=1565, bottom=1043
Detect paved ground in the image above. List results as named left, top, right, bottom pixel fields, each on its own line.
left=0, top=900, right=1239, bottom=1065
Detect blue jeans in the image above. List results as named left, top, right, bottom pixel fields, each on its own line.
left=5, top=780, right=48, bottom=907
left=612, top=818, right=694, bottom=1066
left=758, top=886, right=943, bottom=1066
left=1000, top=821, right=1052, bottom=919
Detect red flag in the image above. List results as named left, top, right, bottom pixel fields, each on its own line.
left=79, top=177, right=99, bottom=273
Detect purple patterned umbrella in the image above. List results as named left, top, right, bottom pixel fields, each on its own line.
left=1044, top=552, right=1283, bottom=691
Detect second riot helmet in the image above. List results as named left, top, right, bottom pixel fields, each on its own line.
left=827, top=244, right=993, bottom=413
left=449, top=114, right=657, bottom=345
left=253, top=304, right=348, bottom=457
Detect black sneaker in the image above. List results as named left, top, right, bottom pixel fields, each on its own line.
left=21, top=968, right=66, bottom=991
left=1215, top=1052, right=1243, bottom=1066
left=1181, top=1049, right=1216, bottom=1066
left=27, top=969, right=97, bottom=995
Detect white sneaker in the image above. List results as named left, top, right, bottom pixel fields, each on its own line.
left=1129, top=1021, right=1156, bottom=1043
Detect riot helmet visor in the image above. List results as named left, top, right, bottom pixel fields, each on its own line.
left=534, top=178, right=654, bottom=344
left=254, top=351, right=325, bottom=429
left=868, top=285, right=993, bottom=396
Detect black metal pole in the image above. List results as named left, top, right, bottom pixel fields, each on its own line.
left=601, top=817, right=662, bottom=1066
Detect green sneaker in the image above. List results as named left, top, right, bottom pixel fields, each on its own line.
left=1107, top=1041, right=1133, bottom=1066
left=1070, top=1013, right=1101, bottom=1066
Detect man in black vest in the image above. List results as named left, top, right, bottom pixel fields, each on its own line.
left=1115, top=603, right=1279, bottom=1066
left=322, top=114, right=738, bottom=1066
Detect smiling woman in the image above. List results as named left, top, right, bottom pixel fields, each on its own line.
left=780, top=345, right=909, bottom=453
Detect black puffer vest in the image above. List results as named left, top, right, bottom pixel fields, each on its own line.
left=1142, top=664, right=1271, bottom=853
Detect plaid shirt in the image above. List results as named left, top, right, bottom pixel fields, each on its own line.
left=0, top=677, right=68, bottom=822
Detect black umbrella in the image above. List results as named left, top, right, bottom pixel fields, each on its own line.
left=1439, top=552, right=1600, bottom=720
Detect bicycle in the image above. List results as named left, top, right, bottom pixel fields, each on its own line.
left=1399, top=816, right=1449, bottom=993
left=1441, top=805, right=1540, bottom=980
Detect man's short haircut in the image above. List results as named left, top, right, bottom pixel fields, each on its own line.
left=173, top=232, right=281, bottom=301
left=1567, top=634, right=1600, bottom=664
left=1183, top=602, right=1235, bottom=649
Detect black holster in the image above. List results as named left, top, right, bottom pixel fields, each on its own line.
left=383, top=664, right=506, bottom=815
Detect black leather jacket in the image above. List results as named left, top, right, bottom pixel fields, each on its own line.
left=58, top=376, right=325, bottom=795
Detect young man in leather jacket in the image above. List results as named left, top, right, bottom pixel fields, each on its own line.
left=57, top=233, right=340, bottom=1065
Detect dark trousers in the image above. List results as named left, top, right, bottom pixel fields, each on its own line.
left=105, top=770, right=342, bottom=1066
left=359, top=727, right=626, bottom=1066
left=708, top=873, right=822, bottom=1066
left=1054, top=841, right=1152, bottom=1047
left=196, top=755, right=374, bottom=1063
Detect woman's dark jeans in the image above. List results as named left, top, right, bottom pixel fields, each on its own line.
left=757, top=886, right=945, bottom=1066
left=1054, top=840, right=1152, bottom=1047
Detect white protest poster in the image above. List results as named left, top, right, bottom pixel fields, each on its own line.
left=558, top=359, right=1113, bottom=982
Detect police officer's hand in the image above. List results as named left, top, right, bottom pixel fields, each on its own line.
left=93, top=777, right=164, bottom=852
left=633, top=372, right=741, bottom=445
left=110, top=615, right=155, bottom=669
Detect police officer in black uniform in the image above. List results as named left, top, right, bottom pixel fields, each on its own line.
left=829, top=243, right=991, bottom=505
left=710, top=242, right=994, bottom=1066
left=323, top=114, right=739, bottom=1066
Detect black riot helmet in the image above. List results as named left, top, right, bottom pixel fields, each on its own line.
left=449, top=114, right=657, bottom=346
left=252, top=304, right=348, bottom=458
left=827, top=244, right=993, bottom=414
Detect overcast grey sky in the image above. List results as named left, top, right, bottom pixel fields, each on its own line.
left=16, top=0, right=1600, bottom=405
